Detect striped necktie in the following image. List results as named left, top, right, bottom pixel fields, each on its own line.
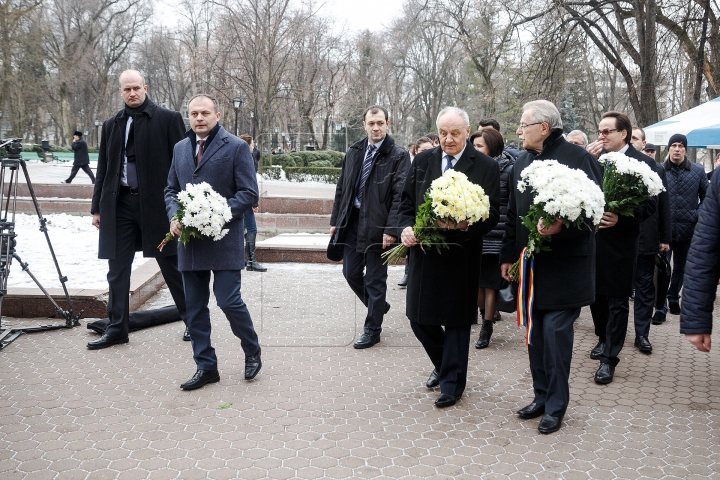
left=356, top=143, right=376, bottom=206
left=196, top=139, right=205, bottom=165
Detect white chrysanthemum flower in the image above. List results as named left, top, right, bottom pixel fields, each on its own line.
left=428, top=171, right=490, bottom=226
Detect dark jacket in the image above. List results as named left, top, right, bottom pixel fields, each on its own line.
left=663, top=156, right=709, bottom=242
left=637, top=156, right=671, bottom=255
left=91, top=98, right=185, bottom=258
left=72, top=138, right=90, bottom=166
left=680, top=180, right=720, bottom=335
left=330, top=135, right=410, bottom=251
left=165, top=126, right=258, bottom=271
left=398, top=142, right=500, bottom=327
left=594, top=144, right=657, bottom=297
left=482, top=151, right=514, bottom=255
left=500, top=130, right=602, bottom=310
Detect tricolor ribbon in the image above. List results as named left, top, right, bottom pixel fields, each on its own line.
left=516, top=247, right=535, bottom=346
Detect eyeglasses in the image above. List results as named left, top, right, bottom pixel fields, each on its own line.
left=596, top=128, right=619, bottom=137
left=518, top=122, right=542, bottom=130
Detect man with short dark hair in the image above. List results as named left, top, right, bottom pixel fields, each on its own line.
left=330, top=105, right=410, bottom=349
left=88, top=69, right=187, bottom=349
left=166, top=94, right=262, bottom=390
left=631, top=126, right=647, bottom=152
left=63, top=131, right=95, bottom=184
left=654, top=134, right=708, bottom=324
left=643, top=143, right=657, bottom=159
left=585, top=111, right=657, bottom=384
left=477, top=117, right=521, bottom=158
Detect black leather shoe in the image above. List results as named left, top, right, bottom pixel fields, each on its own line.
left=385, top=302, right=391, bottom=314
left=398, top=274, right=408, bottom=287
left=434, top=393, right=459, bottom=408
left=634, top=336, right=652, bottom=353
left=87, top=333, right=129, bottom=350
left=183, top=326, right=191, bottom=342
left=537, top=414, right=563, bottom=434
left=353, top=333, right=380, bottom=349
left=245, top=348, right=262, bottom=380
left=590, top=341, right=605, bottom=360
left=594, top=363, right=615, bottom=384
left=180, top=369, right=220, bottom=390
left=517, top=402, right=545, bottom=419
left=475, top=320, right=493, bottom=349
left=426, top=369, right=439, bottom=388
left=651, top=311, right=666, bottom=325
left=669, top=302, right=681, bottom=315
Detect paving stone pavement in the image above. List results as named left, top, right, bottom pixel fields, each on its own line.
left=2, top=263, right=720, bottom=479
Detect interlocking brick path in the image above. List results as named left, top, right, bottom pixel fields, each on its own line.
left=2, top=264, right=719, bottom=479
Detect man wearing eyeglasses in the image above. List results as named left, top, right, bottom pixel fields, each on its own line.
left=501, top=100, right=601, bottom=434
left=585, top=112, right=660, bottom=385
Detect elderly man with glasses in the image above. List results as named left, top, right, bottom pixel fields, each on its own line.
left=501, top=100, right=601, bottom=434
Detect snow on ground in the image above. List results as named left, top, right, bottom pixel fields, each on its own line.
left=7, top=213, right=147, bottom=289
left=258, top=233, right=331, bottom=247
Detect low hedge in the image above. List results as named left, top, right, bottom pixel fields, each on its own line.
left=261, top=165, right=283, bottom=181
left=269, top=150, right=344, bottom=168
left=284, top=167, right=341, bottom=184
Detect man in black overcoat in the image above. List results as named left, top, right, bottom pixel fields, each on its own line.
left=64, top=131, right=95, bottom=184
left=501, top=100, right=601, bottom=434
left=330, top=105, right=410, bottom=349
left=585, top=112, right=657, bottom=384
left=87, top=70, right=187, bottom=349
left=399, top=106, right=500, bottom=409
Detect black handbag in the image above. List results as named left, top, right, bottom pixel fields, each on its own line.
left=497, top=280, right=517, bottom=313
left=326, top=231, right=344, bottom=262
left=654, top=252, right=672, bottom=309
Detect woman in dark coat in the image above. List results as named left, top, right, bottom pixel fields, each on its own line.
left=471, top=128, right=514, bottom=349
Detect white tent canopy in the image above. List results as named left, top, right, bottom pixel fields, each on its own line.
left=643, top=97, right=720, bottom=149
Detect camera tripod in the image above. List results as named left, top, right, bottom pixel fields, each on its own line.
left=0, top=138, right=83, bottom=351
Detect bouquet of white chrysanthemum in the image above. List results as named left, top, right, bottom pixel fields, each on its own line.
left=158, top=182, right=233, bottom=251
left=508, top=160, right=605, bottom=279
left=382, top=170, right=490, bottom=265
left=598, top=151, right=664, bottom=217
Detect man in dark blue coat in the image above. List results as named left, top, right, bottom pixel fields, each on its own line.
left=681, top=176, right=720, bottom=352
left=64, top=131, right=95, bottom=184
left=165, top=94, right=261, bottom=390
left=501, top=100, right=601, bottom=434
left=585, top=112, right=657, bottom=384
left=656, top=134, right=708, bottom=323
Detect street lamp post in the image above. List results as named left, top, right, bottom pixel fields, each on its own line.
left=94, top=119, right=100, bottom=148
left=250, top=111, right=255, bottom=139
left=273, top=126, right=279, bottom=150
left=232, top=97, right=242, bottom=137
left=342, top=121, right=347, bottom=153
left=335, top=124, right=341, bottom=151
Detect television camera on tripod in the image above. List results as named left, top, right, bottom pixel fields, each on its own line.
left=0, top=138, right=83, bottom=350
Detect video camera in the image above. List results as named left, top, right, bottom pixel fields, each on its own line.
left=0, top=138, right=23, bottom=158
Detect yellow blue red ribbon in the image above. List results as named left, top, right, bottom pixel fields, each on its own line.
left=516, top=247, right=535, bottom=346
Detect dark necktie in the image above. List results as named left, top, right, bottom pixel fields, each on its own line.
left=125, top=117, right=138, bottom=188
left=196, top=139, right=205, bottom=165
left=444, top=154, right=455, bottom=172
left=356, top=143, right=376, bottom=206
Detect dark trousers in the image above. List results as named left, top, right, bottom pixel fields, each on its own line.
left=66, top=164, right=96, bottom=184
left=105, top=191, right=186, bottom=338
left=411, top=322, right=471, bottom=397
left=659, top=239, right=692, bottom=312
left=590, top=294, right=629, bottom=366
left=243, top=209, right=257, bottom=234
left=633, top=254, right=656, bottom=337
left=342, top=208, right=388, bottom=334
left=527, top=308, right=580, bottom=418
left=182, top=269, right=260, bottom=370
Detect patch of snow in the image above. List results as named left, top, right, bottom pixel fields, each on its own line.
left=6, top=213, right=147, bottom=289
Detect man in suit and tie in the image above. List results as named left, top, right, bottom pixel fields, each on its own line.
left=88, top=69, right=187, bottom=349
left=330, top=105, right=410, bottom=349
left=399, top=106, right=500, bottom=409
left=165, top=94, right=262, bottom=390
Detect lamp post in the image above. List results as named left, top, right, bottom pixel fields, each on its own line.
left=94, top=119, right=100, bottom=148
left=335, top=124, right=341, bottom=151
left=342, top=121, right=347, bottom=153
left=281, top=132, right=286, bottom=151
left=0, top=111, right=3, bottom=138
left=273, top=126, right=279, bottom=150
left=232, top=97, right=242, bottom=136
left=250, top=111, right=255, bottom=139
